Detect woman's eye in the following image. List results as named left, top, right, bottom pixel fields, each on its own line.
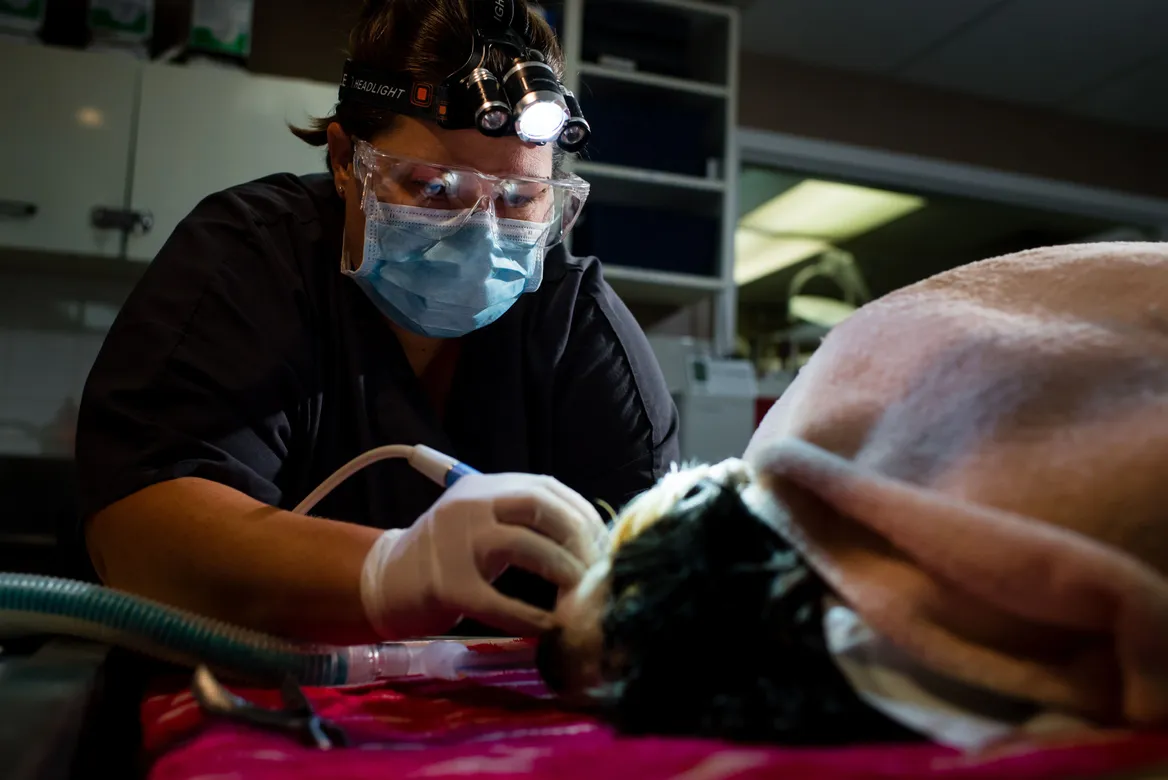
left=504, top=192, right=534, bottom=208
left=416, top=179, right=447, bottom=198
left=500, top=183, right=546, bottom=210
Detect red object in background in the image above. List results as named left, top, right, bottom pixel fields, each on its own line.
left=142, top=660, right=1168, bottom=780
left=756, top=397, right=778, bottom=427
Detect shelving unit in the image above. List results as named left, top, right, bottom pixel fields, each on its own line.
left=577, top=62, right=729, bottom=98
left=572, top=161, right=726, bottom=193
left=552, top=0, right=740, bottom=354
left=603, top=265, right=726, bottom=304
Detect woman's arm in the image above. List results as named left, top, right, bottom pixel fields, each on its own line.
left=87, top=477, right=383, bottom=644
left=76, top=185, right=364, bottom=642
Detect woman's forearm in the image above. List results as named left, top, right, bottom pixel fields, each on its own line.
left=85, top=476, right=383, bottom=645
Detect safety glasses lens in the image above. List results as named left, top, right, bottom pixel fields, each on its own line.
left=355, top=143, right=589, bottom=247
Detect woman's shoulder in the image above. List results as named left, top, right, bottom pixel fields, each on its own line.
left=545, top=248, right=603, bottom=291
left=186, top=172, right=338, bottom=234
left=118, top=173, right=341, bottom=350
left=531, top=248, right=664, bottom=387
left=143, top=172, right=340, bottom=290
left=540, top=248, right=639, bottom=335
left=539, top=248, right=625, bottom=320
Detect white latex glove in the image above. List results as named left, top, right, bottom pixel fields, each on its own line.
left=360, top=472, right=609, bottom=639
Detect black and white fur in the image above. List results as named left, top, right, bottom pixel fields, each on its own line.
left=537, top=459, right=921, bottom=745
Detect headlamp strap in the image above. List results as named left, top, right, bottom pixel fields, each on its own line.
left=472, top=0, right=532, bottom=50
left=339, top=60, right=447, bottom=118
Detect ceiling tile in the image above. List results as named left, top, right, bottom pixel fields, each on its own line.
left=1070, top=53, right=1168, bottom=130
left=898, top=0, right=1168, bottom=106
left=740, top=0, right=1005, bottom=73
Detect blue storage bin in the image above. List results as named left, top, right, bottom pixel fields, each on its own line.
left=578, top=94, right=713, bottom=178
left=573, top=203, right=719, bottom=278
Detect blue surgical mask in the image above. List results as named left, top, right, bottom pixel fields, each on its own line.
left=344, top=202, right=549, bottom=339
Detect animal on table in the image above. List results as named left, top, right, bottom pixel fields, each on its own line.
left=538, top=242, right=1168, bottom=747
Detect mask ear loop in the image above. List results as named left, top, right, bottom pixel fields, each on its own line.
left=350, top=138, right=375, bottom=211
left=342, top=141, right=381, bottom=274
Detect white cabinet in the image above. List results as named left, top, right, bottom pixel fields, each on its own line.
left=0, top=45, right=340, bottom=263
left=125, top=63, right=339, bottom=261
left=0, top=42, right=138, bottom=258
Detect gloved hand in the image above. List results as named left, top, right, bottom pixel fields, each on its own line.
left=360, top=472, right=609, bottom=639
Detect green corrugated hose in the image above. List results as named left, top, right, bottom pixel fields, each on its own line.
left=0, top=573, right=358, bottom=685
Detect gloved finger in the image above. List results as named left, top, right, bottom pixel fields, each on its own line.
left=534, top=476, right=610, bottom=547
left=460, top=579, right=557, bottom=637
left=480, top=524, right=587, bottom=591
left=532, top=475, right=607, bottom=532
left=493, top=484, right=605, bottom=566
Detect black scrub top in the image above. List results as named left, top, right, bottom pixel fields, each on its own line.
left=74, top=172, right=680, bottom=627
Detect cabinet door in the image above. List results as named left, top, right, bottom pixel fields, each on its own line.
left=126, top=63, right=338, bottom=262
left=0, top=42, right=138, bottom=258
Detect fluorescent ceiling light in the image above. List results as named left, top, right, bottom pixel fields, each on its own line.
left=735, top=231, right=828, bottom=286
left=734, top=179, right=925, bottom=285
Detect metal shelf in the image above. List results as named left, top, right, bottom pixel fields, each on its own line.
left=573, top=161, right=724, bottom=191
left=603, top=264, right=726, bottom=305
left=578, top=62, right=729, bottom=99
left=573, top=160, right=725, bottom=217
left=625, top=0, right=738, bottom=19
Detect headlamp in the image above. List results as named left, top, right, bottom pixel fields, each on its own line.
left=501, top=57, right=569, bottom=144
left=558, top=88, right=591, bottom=153
left=336, top=0, right=590, bottom=153
left=465, top=68, right=511, bottom=137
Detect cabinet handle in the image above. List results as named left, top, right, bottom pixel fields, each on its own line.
left=91, top=207, right=154, bottom=235
left=0, top=200, right=38, bottom=219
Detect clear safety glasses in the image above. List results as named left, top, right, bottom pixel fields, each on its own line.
left=351, top=138, right=590, bottom=248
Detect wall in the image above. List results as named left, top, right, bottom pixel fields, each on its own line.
left=0, top=260, right=137, bottom=458
left=738, top=52, right=1168, bottom=199
left=38, top=2, right=1168, bottom=200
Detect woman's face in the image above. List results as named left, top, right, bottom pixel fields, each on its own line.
left=326, top=117, right=555, bottom=280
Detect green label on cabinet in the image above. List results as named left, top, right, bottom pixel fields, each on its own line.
left=189, top=0, right=253, bottom=58
left=89, top=0, right=153, bottom=40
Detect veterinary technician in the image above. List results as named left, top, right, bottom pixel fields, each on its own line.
left=73, top=0, right=679, bottom=646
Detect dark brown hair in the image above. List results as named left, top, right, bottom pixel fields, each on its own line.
left=291, top=0, right=565, bottom=166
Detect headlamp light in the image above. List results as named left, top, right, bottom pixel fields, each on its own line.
left=502, top=60, right=569, bottom=144
left=336, top=0, right=590, bottom=153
